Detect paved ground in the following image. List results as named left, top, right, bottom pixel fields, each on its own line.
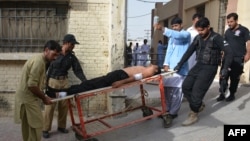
left=1, top=81, right=250, bottom=141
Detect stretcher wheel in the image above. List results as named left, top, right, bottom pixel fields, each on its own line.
left=85, top=138, right=98, bottom=141
left=141, top=106, right=153, bottom=117
left=75, top=133, right=84, bottom=141
left=75, top=133, right=98, bottom=141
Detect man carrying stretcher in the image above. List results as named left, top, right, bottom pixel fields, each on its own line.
left=47, top=64, right=161, bottom=97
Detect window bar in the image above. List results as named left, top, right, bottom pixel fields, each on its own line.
left=8, top=9, right=11, bottom=53
left=0, top=8, right=2, bottom=52
left=15, top=8, right=18, bottom=52
left=30, top=8, right=32, bottom=52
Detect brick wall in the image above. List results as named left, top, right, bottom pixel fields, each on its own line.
left=0, top=60, right=24, bottom=91
left=0, top=93, right=15, bottom=117
left=67, top=0, right=126, bottom=113
left=68, top=0, right=111, bottom=79
left=0, top=0, right=127, bottom=116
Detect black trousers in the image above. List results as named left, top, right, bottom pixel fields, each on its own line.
left=182, top=63, right=218, bottom=113
left=67, top=70, right=129, bottom=95
left=219, top=57, right=244, bottom=95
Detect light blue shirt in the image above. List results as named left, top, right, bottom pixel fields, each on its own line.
left=163, top=28, right=191, bottom=76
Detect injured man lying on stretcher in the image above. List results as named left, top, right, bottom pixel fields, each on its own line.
left=67, top=64, right=161, bottom=95
left=46, top=64, right=161, bottom=97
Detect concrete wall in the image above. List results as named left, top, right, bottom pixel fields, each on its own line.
left=204, top=0, right=220, bottom=32
left=184, top=0, right=208, bottom=9
left=183, top=8, right=196, bottom=29
left=157, top=0, right=179, bottom=20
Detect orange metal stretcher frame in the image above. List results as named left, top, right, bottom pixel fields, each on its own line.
left=57, top=72, right=173, bottom=140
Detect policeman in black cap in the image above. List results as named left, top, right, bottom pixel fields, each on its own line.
left=63, top=34, right=80, bottom=44
left=42, top=34, right=87, bottom=138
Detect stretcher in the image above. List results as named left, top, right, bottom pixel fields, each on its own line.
left=52, top=71, right=175, bottom=141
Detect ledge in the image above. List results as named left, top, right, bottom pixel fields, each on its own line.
left=0, top=53, right=40, bottom=60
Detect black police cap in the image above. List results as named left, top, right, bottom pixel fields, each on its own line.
left=63, top=34, right=79, bottom=44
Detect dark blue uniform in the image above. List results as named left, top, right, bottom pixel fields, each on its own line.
left=48, top=51, right=86, bottom=81
left=176, top=29, right=232, bottom=112
left=220, top=24, right=250, bottom=99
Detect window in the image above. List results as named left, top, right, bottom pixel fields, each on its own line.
left=196, top=4, right=205, bottom=17
left=0, top=1, right=69, bottom=53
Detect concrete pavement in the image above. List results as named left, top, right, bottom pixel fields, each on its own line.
left=1, top=81, right=250, bottom=141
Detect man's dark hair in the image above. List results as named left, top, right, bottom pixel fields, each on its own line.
left=129, top=42, right=133, bottom=47
left=171, top=17, right=182, bottom=25
left=154, top=65, right=162, bottom=75
left=44, top=40, right=61, bottom=52
left=227, top=12, right=238, bottom=20
left=144, top=39, right=147, bottom=44
left=195, top=17, right=210, bottom=28
left=192, top=13, right=203, bottom=20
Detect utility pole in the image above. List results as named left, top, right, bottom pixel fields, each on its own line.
left=144, top=29, right=151, bottom=40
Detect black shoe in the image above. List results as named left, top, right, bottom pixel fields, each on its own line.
left=85, top=138, right=99, bottom=141
left=159, top=114, right=177, bottom=119
left=158, top=115, right=163, bottom=119
left=171, top=114, right=178, bottom=119
left=198, top=102, right=205, bottom=113
left=57, top=127, right=69, bottom=133
left=226, top=95, right=235, bottom=102
left=42, top=131, right=50, bottom=138
left=216, top=94, right=225, bottom=101
left=163, top=114, right=173, bottom=128
left=141, top=107, right=153, bottom=117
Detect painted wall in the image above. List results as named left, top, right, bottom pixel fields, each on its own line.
left=236, top=0, right=250, bottom=83
left=204, top=0, right=220, bottom=32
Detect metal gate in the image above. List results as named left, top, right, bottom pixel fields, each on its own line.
left=0, top=1, right=69, bottom=53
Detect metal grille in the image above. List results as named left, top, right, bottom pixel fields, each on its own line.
left=218, top=0, right=228, bottom=35
left=0, top=1, right=68, bottom=53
